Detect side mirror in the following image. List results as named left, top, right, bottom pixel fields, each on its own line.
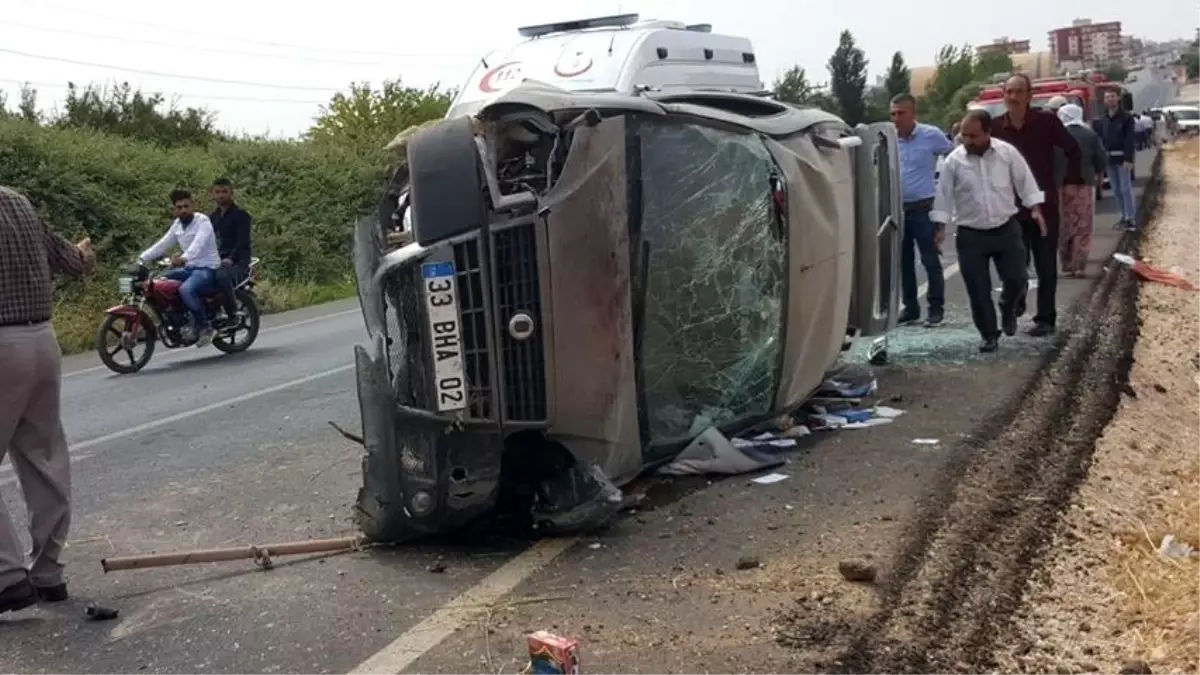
left=1122, top=93, right=1134, bottom=111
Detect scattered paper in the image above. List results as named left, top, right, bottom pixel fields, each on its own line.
left=751, top=473, right=790, bottom=485
left=844, top=418, right=895, bottom=429
left=872, top=406, right=906, bottom=419
left=912, top=438, right=940, bottom=445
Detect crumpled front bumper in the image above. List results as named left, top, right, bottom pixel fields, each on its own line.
left=352, top=222, right=503, bottom=542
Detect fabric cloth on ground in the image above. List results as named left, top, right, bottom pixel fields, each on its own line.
left=657, top=427, right=786, bottom=477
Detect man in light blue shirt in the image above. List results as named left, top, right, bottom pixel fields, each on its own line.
left=891, top=94, right=955, bottom=326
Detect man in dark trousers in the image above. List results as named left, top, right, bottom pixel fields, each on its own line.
left=932, top=110, right=1046, bottom=353
left=991, top=74, right=1083, bottom=337
left=209, top=177, right=252, bottom=324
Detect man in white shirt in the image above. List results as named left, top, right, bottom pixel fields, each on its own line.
left=932, top=109, right=1047, bottom=353
left=138, top=189, right=222, bottom=346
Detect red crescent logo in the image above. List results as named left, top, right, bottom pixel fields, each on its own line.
left=554, top=54, right=593, bottom=78
left=479, top=62, right=523, bottom=93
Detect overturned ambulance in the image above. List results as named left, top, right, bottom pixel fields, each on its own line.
left=352, top=15, right=902, bottom=542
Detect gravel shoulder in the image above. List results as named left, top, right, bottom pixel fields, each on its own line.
left=992, top=138, right=1200, bottom=675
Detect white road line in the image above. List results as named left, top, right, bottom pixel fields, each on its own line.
left=349, top=537, right=578, bottom=675
left=0, top=363, right=353, bottom=485
left=62, top=308, right=360, bottom=379
left=917, top=261, right=962, bottom=299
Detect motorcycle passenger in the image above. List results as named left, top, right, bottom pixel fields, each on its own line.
left=138, top=189, right=221, bottom=346
left=209, top=177, right=252, bottom=327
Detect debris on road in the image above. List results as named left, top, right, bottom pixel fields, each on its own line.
left=911, top=438, right=940, bottom=446
left=85, top=605, right=120, bottom=621
left=526, top=630, right=580, bottom=674
left=750, top=472, right=789, bottom=485
left=1111, top=252, right=1199, bottom=291
left=735, top=556, right=761, bottom=570
left=816, top=364, right=878, bottom=398
left=100, top=535, right=367, bottom=572
left=657, top=427, right=786, bottom=477
left=427, top=561, right=448, bottom=574
left=837, top=559, right=878, bottom=583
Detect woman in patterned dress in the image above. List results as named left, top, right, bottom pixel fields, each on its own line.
left=1056, top=104, right=1108, bottom=277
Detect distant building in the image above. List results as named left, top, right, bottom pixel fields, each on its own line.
left=1049, top=19, right=1123, bottom=68
left=977, top=38, right=1032, bottom=57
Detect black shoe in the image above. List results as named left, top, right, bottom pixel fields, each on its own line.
left=924, top=309, right=944, bottom=327
left=1028, top=323, right=1056, bottom=337
left=979, top=337, right=999, bottom=353
left=1002, top=312, right=1018, bottom=336
left=898, top=308, right=921, bottom=324
left=0, top=578, right=37, bottom=614
left=35, top=583, right=68, bottom=603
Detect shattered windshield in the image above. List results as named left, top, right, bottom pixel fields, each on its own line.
left=635, top=120, right=786, bottom=445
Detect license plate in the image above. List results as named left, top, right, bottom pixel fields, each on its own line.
left=421, top=261, right=466, bottom=412
left=118, top=276, right=133, bottom=294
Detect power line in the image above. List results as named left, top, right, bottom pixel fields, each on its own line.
left=0, top=47, right=346, bottom=91
left=0, top=18, right=475, bottom=67
left=0, top=79, right=328, bottom=104
left=22, top=0, right=476, bottom=60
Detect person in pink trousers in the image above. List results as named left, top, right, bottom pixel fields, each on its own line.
left=1055, top=103, right=1108, bottom=277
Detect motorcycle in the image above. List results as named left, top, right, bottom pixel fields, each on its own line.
left=95, top=257, right=263, bottom=374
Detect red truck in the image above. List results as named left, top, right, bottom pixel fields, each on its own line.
left=968, top=72, right=1133, bottom=122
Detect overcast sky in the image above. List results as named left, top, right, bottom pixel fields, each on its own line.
left=2, top=0, right=1195, bottom=137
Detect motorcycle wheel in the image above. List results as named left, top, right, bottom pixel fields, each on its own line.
left=96, top=312, right=155, bottom=374
left=213, top=289, right=261, bottom=354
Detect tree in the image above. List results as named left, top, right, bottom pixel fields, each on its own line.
left=884, top=51, right=912, bottom=99
left=1183, top=51, right=1200, bottom=80
left=18, top=84, right=39, bottom=124
left=772, top=66, right=815, bottom=105
left=56, top=82, right=218, bottom=147
left=974, top=51, right=1014, bottom=80
left=827, top=30, right=869, bottom=125
left=925, top=45, right=976, bottom=114
left=1103, top=63, right=1129, bottom=83
left=308, top=80, right=454, bottom=148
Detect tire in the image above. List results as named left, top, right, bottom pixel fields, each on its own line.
left=96, top=312, right=155, bottom=374
left=213, top=290, right=261, bottom=354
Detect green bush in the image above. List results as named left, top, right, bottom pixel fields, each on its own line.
left=0, top=118, right=391, bottom=353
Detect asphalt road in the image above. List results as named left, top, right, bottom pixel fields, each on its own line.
left=0, top=69, right=1183, bottom=674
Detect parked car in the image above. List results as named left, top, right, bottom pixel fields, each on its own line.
left=350, top=16, right=902, bottom=543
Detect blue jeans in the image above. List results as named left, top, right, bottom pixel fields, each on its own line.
left=901, top=207, right=944, bottom=314
left=165, top=267, right=216, bottom=331
left=1109, top=163, right=1136, bottom=222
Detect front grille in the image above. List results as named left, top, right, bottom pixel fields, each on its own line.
left=493, top=224, right=547, bottom=421
left=452, top=240, right=492, bottom=418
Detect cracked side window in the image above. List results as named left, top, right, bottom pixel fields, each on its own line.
left=636, top=120, right=786, bottom=445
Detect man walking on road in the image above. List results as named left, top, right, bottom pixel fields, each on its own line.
left=890, top=93, right=955, bottom=326
left=932, top=110, right=1046, bottom=354
left=992, top=74, right=1083, bottom=338
left=1094, top=90, right=1138, bottom=231
left=209, top=177, right=252, bottom=326
left=0, top=186, right=96, bottom=613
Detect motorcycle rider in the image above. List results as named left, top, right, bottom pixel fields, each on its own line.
left=209, top=177, right=252, bottom=327
left=138, top=189, right=221, bottom=346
